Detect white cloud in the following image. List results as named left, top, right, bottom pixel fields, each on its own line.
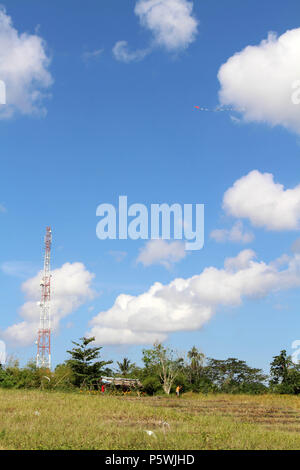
left=137, top=239, right=186, bottom=268
left=0, top=6, right=52, bottom=118
left=2, top=262, right=95, bottom=346
left=210, top=221, right=254, bottom=244
left=88, top=249, right=300, bottom=345
left=218, top=28, right=300, bottom=134
left=270, top=254, right=292, bottom=270
left=112, top=41, right=149, bottom=63
left=223, top=170, right=300, bottom=231
left=134, top=0, right=198, bottom=51
left=113, top=0, right=198, bottom=62
left=223, top=249, right=256, bottom=271
left=0, top=203, right=6, bottom=213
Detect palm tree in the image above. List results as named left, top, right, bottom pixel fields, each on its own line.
left=187, top=346, right=205, bottom=371
left=116, top=357, right=133, bottom=376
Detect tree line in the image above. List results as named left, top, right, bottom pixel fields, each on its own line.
left=0, top=337, right=299, bottom=395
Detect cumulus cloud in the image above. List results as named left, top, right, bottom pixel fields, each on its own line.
left=113, top=0, right=198, bottom=62
left=135, top=0, right=198, bottom=51
left=88, top=250, right=300, bottom=345
left=137, top=239, right=186, bottom=268
left=223, top=249, right=256, bottom=271
left=223, top=170, right=300, bottom=231
left=210, top=221, right=254, bottom=244
left=0, top=6, right=52, bottom=118
left=2, top=263, right=95, bottom=346
left=218, top=28, right=300, bottom=134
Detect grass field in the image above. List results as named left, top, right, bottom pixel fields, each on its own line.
left=1, top=389, right=300, bottom=450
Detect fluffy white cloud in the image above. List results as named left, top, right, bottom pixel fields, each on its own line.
left=135, top=0, right=198, bottom=51
left=223, top=249, right=256, bottom=271
left=223, top=170, right=300, bottom=231
left=218, top=28, right=300, bottom=134
left=0, top=7, right=52, bottom=118
left=137, top=239, right=186, bottom=268
left=210, top=221, right=254, bottom=244
left=3, top=263, right=95, bottom=346
left=89, top=250, right=300, bottom=345
left=113, top=0, right=198, bottom=62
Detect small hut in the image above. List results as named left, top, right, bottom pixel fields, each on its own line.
left=100, top=376, right=142, bottom=392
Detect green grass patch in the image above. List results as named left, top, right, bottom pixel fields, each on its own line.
left=1, top=389, right=300, bottom=449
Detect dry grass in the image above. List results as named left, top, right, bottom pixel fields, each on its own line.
left=1, top=389, right=300, bottom=449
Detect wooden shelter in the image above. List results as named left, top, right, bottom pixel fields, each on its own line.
left=100, top=376, right=142, bottom=390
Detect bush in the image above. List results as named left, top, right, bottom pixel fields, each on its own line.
left=0, top=361, right=41, bottom=389
left=141, top=376, right=162, bottom=395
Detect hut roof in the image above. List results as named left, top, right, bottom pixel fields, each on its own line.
left=100, top=376, right=142, bottom=387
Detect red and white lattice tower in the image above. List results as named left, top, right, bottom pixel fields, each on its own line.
left=36, top=226, right=52, bottom=369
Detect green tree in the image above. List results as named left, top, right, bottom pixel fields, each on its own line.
left=185, top=346, right=206, bottom=390
left=0, top=360, right=43, bottom=389
left=270, top=350, right=300, bottom=394
left=116, top=357, right=134, bottom=376
left=270, top=350, right=292, bottom=385
left=66, top=337, right=112, bottom=388
left=53, top=363, right=75, bottom=390
left=142, top=343, right=184, bottom=395
left=187, top=346, right=205, bottom=371
left=205, top=357, right=267, bottom=394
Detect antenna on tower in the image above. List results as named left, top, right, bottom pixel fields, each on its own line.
left=36, top=226, right=52, bottom=370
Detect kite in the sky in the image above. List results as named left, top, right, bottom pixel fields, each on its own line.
left=194, top=105, right=245, bottom=112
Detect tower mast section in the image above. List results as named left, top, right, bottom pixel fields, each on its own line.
left=36, top=226, right=52, bottom=369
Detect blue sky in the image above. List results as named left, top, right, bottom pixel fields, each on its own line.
left=1, top=0, right=300, bottom=372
